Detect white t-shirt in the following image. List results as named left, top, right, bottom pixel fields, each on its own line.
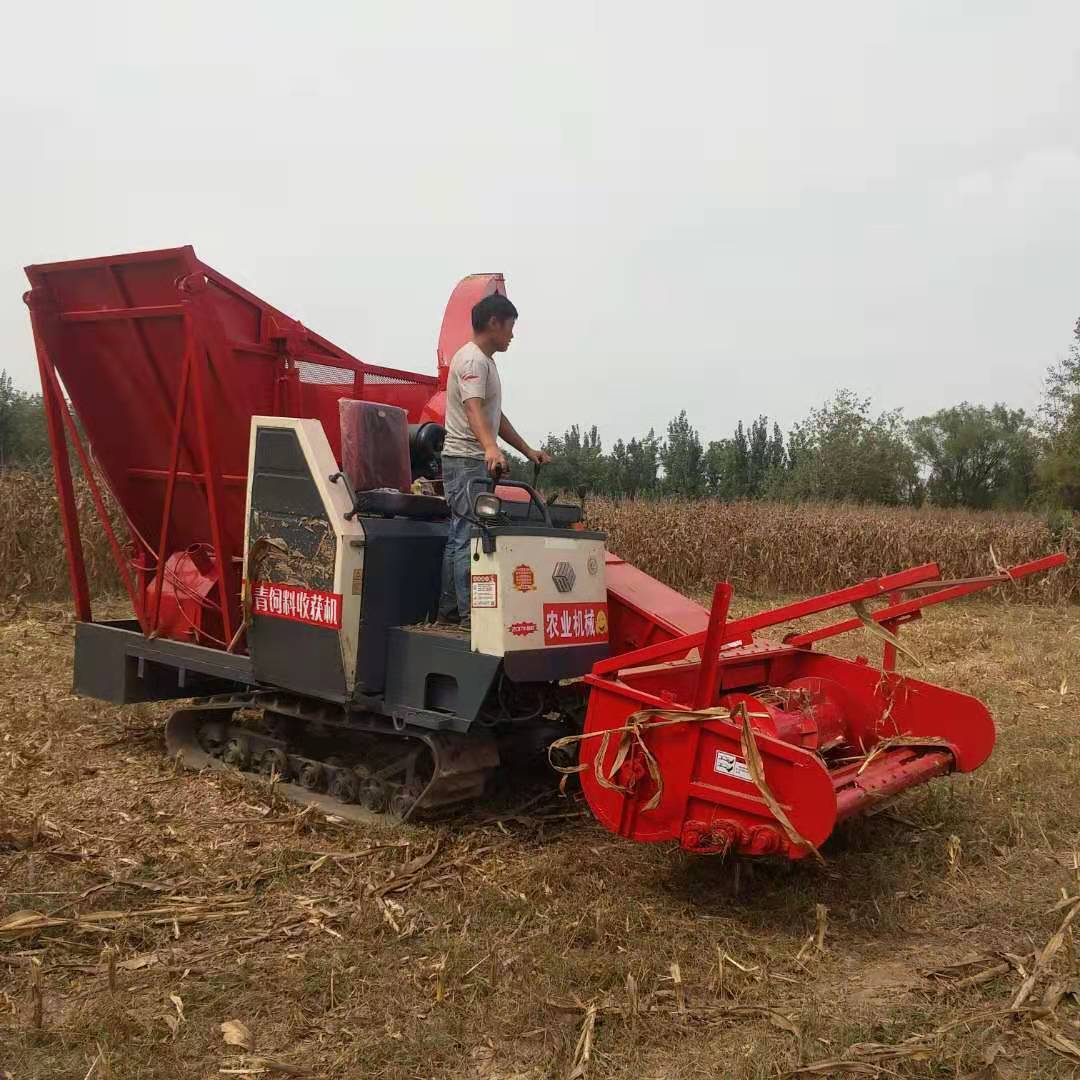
left=442, top=342, right=502, bottom=459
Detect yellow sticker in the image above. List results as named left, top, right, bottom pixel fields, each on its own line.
left=512, top=564, right=536, bottom=592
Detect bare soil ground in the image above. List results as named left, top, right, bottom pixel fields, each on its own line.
left=1, top=595, right=1079, bottom=1079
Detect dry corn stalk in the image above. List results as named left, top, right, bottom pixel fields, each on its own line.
left=29, top=956, right=43, bottom=1029
left=584, top=496, right=1077, bottom=604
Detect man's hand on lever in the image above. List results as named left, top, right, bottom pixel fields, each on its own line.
left=485, top=444, right=508, bottom=477
left=497, top=414, right=551, bottom=472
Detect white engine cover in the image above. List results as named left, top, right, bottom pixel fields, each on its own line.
left=469, top=529, right=608, bottom=658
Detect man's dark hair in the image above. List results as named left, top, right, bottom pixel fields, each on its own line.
left=471, top=294, right=518, bottom=333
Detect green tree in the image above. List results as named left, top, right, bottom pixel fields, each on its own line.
left=909, top=403, right=1037, bottom=509
left=624, top=429, right=660, bottom=497
left=766, top=421, right=786, bottom=476
left=1038, top=317, right=1080, bottom=509
left=747, top=415, right=770, bottom=497
left=0, top=370, right=18, bottom=465
left=703, top=417, right=786, bottom=500
left=0, top=370, right=49, bottom=466
left=607, top=438, right=631, bottom=496
left=704, top=438, right=737, bottom=499
left=540, top=423, right=606, bottom=496
left=778, top=389, right=919, bottom=505
left=660, top=411, right=705, bottom=496
left=731, top=421, right=750, bottom=497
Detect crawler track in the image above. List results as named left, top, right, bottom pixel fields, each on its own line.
left=164, top=692, right=500, bottom=823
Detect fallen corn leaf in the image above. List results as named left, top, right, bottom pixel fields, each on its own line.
left=0, top=910, right=67, bottom=939
left=1032, top=1020, right=1080, bottom=1064
left=221, top=1019, right=254, bottom=1050
left=788, top=1061, right=880, bottom=1076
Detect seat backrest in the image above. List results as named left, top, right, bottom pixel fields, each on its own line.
left=339, top=400, right=412, bottom=493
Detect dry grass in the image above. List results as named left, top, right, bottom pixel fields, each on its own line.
left=2, top=595, right=1079, bottom=1078
left=2, top=468, right=1078, bottom=1074
left=4, top=470, right=1076, bottom=608
left=588, top=498, right=1079, bottom=603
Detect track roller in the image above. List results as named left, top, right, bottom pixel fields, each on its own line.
left=259, top=748, right=290, bottom=778
left=328, top=769, right=359, bottom=803
left=299, top=761, right=325, bottom=791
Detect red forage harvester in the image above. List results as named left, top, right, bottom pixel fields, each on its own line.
left=22, top=246, right=1068, bottom=860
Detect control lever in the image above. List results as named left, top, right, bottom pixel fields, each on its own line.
left=329, top=471, right=359, bottom=520
left=479, top=462, right=553, bottom=526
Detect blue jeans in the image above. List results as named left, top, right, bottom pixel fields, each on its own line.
left=438, top=455, right=491, bottom=621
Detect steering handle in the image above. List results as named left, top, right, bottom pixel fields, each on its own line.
left=493, top=477, right=553, bottom=528
left=463, top=472, right=554, bottom=529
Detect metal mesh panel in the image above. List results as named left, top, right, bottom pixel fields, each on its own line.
left=364, top=372, right=426, bottom=386
left=296, top=361, right=429, bottom=387
left=297, top=361, right=354, bottom=385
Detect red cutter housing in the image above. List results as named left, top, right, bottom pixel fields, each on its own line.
left=580, top=561, right=1062, bottom=859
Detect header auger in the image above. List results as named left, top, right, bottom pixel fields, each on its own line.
left=23, top=247, right=1067, bottom=859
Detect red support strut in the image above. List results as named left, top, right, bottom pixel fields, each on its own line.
left=25, top=291, right=91, bottom=622
left=692, top=582, right=732, bottom=710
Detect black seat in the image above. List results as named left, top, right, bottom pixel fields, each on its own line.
left=354, top=489, right=450, bottom=521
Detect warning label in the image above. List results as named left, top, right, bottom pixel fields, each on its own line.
left=713, top=751, right=752, bottom=783
left=471, top=574, right=498, bottom=609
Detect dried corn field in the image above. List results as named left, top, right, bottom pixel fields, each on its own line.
left=0, top=468, right=120, bottom=603
left=3, top=597, right=1080, bottom=1078
left=2, top=468, right=1080, bottom=1076
left=587, top=497, right=1079, bottom=602
left=3, top=470, right=1075, bottom=610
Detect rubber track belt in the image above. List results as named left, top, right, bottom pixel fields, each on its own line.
left=164, top=694, right=499, bottom=824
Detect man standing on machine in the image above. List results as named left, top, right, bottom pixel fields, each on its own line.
left=438, top=293, right=551, bottom=628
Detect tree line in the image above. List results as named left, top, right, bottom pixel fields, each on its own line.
left=3, top=314, right=1079, bottom=510
left=529, top=393, right=1035, bottom=509
left=525, top=316, right=1080, bottom=512
left=0, top=371, right=49, bottom=467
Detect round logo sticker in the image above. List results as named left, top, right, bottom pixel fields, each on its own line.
left=587, top=555, right=600, bottom=576
left=595, top=609, right=608, bottom=636
left=512, top=564, right=536, bottom=592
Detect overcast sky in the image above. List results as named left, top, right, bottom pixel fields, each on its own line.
left=2, top=2, right=1078, bottom=448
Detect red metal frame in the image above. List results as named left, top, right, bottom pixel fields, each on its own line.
left=26, top=288, right=91, bottom=621
left=37, top=353, right=147, bottom=632
left=592, top=554, right=1066, bottom=683
left=183, top=274, right=237, bottom=645
left=692, top=582, right=732, bottom=709
left=785, top=553, right=1068, bottom=650
left=149, top=335, right=192, bottom=633
left=24, top=246, right=442, bottom=640
left=591, top=563, right=943, bottom=677
left=602, top=553, right=712, bottom=657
